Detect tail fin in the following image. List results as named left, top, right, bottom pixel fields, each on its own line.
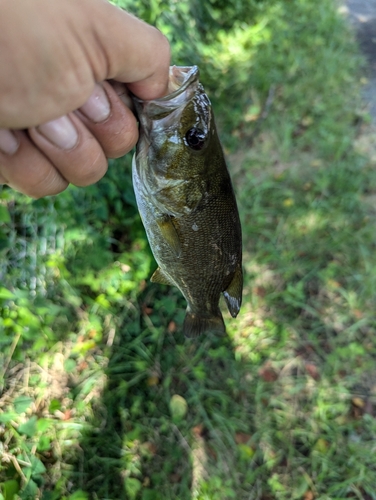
left=183, top=310, right=226, bottom=338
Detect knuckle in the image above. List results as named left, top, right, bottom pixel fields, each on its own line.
left=71, top=150, right=108, bottom=187
left=106, top=126, right=138, bottom=159
left=24, top=168, right=69, bottom=198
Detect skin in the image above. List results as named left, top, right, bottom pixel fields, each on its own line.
left=0, top=0, right=170, bottom=197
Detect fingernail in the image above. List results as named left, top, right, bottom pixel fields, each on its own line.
left=37, top=116, right=78, bottom=150
left=0, top=128, right=19, bottom=155
left=80, top=84, right=111, bottom=123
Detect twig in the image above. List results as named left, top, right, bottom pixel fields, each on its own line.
left=0, top=332, right=21, bottom=390
left=172, top=424, right=191, bottom=454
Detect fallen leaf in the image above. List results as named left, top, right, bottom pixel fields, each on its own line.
left=353, top=309, right=363, bottom=319
left=314, top=438, right=328, bottom=453
left=142, top=304, right=153, bottom=315
left=352, top=397, right=365, bottom=408
left=170, top=473, right=181, bottom=483
left=192, top=424, right=204, bottom=438
left=147, top=375, right=160, bottom=387
left=143, top=442, right=157, bottom=456
left=167, top=321, right=177, bottom=333
left=305, top=363, right=320, bottom=381
left=88, top=329, right=97, bottom=338
left=77, top=361, right=88, bottom=372
left=254, top=286, right=266, bottom=297
left=258, top=361, right=278, bottom=382
left=235, top=432, right=252, bottom=445
left=63, top=410, right=72, bottom=421
left=169, top=394, right=188, bottom=420
left=304, top=491, right=314, bottom=500
left=238, top=443, right=255, bottom=460
left=283, top=198, right=294, bottom=207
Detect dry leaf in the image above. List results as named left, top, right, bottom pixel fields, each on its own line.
left=143, top=442, right=157, bottom=456
left=147, top=375, right=159, bottom=387
left=254, top=286, right=266, bottom=297
left=192, top=424, right=204, bottom=438
left=235, top=432, right=252, bottom=445
left=353, top=309, right=363, bottom=319
left=352, top=397, right=365, bottom=408
left=305, top=363, right=320, bottom=381
left=304, top=491, right=314, bottom=500
left=77, top=361, right=88, bottom=372
left=258, top=361, right=278, bottom=382
left=63, top=409, right=72, bottom=421
left=142, top=304, right=153, bottom=315
left=170, top=473, right=181, bottom=483
left=167, top=321, right=177, bottom=333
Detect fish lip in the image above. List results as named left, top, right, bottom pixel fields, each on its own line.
left=157, top=66, right=200, bottom=102
left=133, top=65, right=199, bottom=105
left=131, top=66, right=200, bottom=123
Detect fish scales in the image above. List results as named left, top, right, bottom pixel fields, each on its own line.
left=132, top=65, right=242, bottom=337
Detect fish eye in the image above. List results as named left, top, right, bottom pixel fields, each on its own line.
left=185, top=128, right=206, bottom=150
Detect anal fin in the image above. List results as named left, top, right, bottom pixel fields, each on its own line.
left=223, top=264, right=243, bottom=318
left=151, top=267, right=175, bottom=286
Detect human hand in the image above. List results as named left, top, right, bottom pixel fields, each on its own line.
left=0, top=0, right=170, bottom=197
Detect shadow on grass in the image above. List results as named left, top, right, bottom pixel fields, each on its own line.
left=64, top=144, right=376, bottom=499
left=67, top=299, right=262, bottom=499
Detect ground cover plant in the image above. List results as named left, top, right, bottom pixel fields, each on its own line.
left=1, top=0, right=376, bottom=498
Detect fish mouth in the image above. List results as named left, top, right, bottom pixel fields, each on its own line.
left=161, top=66, right=200, bottom=102
left=132, top=66, right=200, bottom=133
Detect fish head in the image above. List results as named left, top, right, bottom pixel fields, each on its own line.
left=132, top=66, right=221, bottom=204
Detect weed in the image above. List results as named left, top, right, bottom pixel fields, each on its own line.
left=2, top=1, right=376, bottom=499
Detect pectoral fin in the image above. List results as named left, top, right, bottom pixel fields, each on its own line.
left=223, top=264, right=243, bottom=318
left=151, top=267, right=175, bottom=286
left=157, top=215, right=181, bottom=257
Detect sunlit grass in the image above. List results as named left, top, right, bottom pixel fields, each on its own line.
left=2, top=0, right=376, bottom=499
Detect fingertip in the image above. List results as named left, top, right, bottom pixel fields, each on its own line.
left=127, top=32, right=171, bottom=100
left=76, top=81, right=139, bottom=158
left=29, top=113, right=109, bottom=188
left=0, top=131, right=69, bottom=198
left=94, top=6, right=171, bottom=100
left=72, top=148, right=108, bottom=187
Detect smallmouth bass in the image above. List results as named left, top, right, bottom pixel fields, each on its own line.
left=132, top=65, right=242, bottom=337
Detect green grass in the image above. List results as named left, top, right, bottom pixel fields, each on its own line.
left=2, top=0, right=376, bottom=499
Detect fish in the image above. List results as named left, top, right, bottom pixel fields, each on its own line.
left=132, top=65, right=242, bottom=337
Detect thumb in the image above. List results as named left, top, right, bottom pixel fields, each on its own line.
left=89, top=1, right=171, bottom=100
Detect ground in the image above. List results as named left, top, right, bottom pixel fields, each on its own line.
left=346, top=0, right=376, bottom=119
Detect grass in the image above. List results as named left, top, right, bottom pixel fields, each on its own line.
left=1, top=0, right=376, bottom=499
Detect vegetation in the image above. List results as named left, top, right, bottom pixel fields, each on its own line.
left=1, top=0, right=376, bottom=498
